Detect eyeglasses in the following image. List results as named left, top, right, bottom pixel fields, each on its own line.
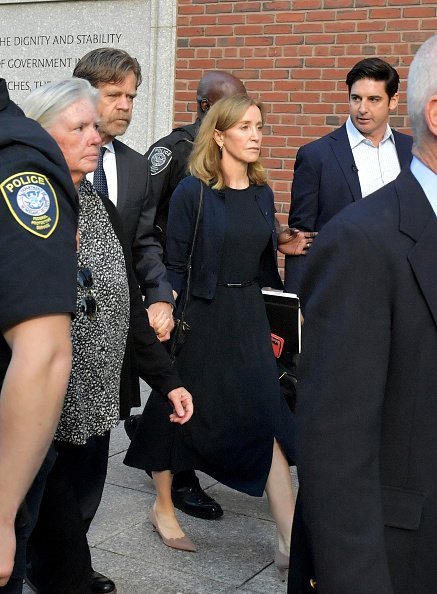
left=77, top=267, right=98, bottom=321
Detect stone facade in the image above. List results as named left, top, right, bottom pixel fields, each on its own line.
left=0, top=0, right=177, bottom=153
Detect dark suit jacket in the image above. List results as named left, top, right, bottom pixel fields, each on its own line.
left=284, top=124, right=413, bottom=294
left=112, top=139, right=174, bottom=307
left=289, top=166, right=437, bottom=594
left=99, top=191, right=181, bottom=418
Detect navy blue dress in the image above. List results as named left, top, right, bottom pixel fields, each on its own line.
left=124, top=185, right=294, bottom=496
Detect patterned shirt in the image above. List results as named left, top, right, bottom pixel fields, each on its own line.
left=55, top=179, right=129, bottom=444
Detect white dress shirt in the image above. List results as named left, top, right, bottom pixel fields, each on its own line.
left=86, top=141, right=118, bottom=206
left=346, top=116, right=401, bottom=198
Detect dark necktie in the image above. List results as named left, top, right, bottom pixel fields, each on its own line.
left=93, top=146, right=108, bottom=197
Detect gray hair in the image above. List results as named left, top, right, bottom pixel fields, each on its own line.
left=22, top=78, right=99, bottom=130
left=407, top=35, right=437, bottom=146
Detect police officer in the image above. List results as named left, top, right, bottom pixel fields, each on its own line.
left=0, top=79, right=78, bottom=593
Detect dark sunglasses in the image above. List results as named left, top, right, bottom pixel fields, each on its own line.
left=77, top=267, right=98, bottom=321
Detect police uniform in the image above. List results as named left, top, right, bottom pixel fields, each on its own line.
left=145, top=120, right=200, bottom=245
left=0, top=78, right=78, bottom=593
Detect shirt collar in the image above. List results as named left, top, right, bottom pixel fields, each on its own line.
left=410, top=155, right=437, bottom=217
left=103, top=140, right=115, bottom=154
left=346, top=115, right=395, bottom=149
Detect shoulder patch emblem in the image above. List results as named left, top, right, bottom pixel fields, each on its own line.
left=0, top=172, right=59, bottom=238
left=148, top=146, right=172, bottom=175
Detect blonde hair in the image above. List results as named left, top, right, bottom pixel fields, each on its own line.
left=189, top=94, right=267, bottom=189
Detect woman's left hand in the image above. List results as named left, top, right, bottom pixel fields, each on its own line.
left=167, top=387, right=194, bottom=424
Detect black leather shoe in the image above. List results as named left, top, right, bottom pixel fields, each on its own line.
left=124, top=414, right=141, bottom=440
left=25, top=572, right=116, bottom=594
left=172, top=478, right=223, bottom=520
left=91, top=570, right=117, bottom=594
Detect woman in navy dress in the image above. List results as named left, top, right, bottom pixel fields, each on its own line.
left=125, top=94, right=295, bottom=572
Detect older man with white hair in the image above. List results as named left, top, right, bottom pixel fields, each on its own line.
left=289, top=35, right=437, bottom=594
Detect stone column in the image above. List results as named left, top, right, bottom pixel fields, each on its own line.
left=0, top=0, right=176, bottom=152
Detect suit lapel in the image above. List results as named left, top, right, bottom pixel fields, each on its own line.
left=113, top=139, right=129, bottom=211
left=328, top=125, right=362, bottom=202
left=393, top=130, right=413, bottom=168
left=397, top=168, right=437, bottom=328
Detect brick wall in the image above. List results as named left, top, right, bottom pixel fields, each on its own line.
left=176, top=0, right=436, bottom=266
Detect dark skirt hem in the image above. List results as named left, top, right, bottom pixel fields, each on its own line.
left=124, top=431, right=293, bottom=498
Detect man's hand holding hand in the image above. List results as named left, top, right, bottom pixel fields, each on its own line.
left=147, top=302, right=174, bottom=342
left=278, top=228, right=317, bottom=256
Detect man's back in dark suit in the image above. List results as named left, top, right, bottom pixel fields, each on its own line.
left=289, top=165, right=437, bottom=594
left=288, top=39, right=437, bottom=593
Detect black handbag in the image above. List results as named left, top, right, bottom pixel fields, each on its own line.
left=277, top=353, right=298, bottom=412
left=270, top=333, right=298, bottom=411
left=168, top=317, right=190, bottom=361
left=168, top=181, right=204, bottom=362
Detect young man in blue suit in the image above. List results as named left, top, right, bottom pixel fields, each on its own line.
left=284, top=57, right=413, bottom=294
left=289, top=35, right=437, bottom=593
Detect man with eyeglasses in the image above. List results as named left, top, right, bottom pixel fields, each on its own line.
left=0, top=78, right=77, bottom=594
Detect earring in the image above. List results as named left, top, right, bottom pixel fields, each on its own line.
left=219, top=144, right=223, bottom=152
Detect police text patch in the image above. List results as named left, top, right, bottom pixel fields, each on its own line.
left=0, top=172, right=59, bottom=238
left=148, top=146, right=172, bottom=175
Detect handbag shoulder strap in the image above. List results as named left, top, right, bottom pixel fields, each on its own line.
left=187, top=180, right=204, bottom=270
left=179, top=180, right=204, bottom=319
